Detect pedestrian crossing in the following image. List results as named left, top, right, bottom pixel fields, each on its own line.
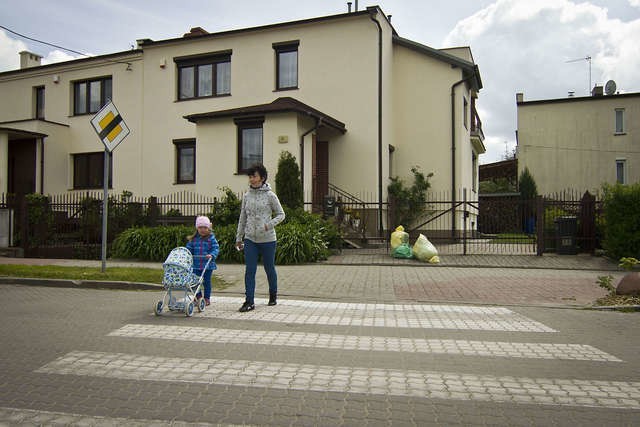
left=36, top=350, right=640, bottom=410
left=109, top=324, right=621, bottom=362
left=197, top=296, right=558, bottom=332
left=31, top=295, right=640, bottom=414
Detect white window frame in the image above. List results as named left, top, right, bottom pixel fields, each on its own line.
left=616, top=159, right=627, bottom=184
left=615, top=108, right=625, bottom=134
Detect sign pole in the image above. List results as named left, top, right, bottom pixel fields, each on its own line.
left=90, top=100, right=130, bottom=273
left=101, top=149, right=109, bottom=273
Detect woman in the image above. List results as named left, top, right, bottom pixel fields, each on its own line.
left=235, top=163, right=285, bottom=312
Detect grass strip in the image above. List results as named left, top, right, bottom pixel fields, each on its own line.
left=0, top=264, right=234, bottom=290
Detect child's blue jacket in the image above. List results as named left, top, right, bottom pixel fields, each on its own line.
left=186, top=232, right=219, bottom=271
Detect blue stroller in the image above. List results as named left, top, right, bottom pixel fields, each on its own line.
left=154, top=246, right=212, bottom=317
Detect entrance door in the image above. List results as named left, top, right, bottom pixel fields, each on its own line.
left=8, top=139, right=37, bottom=196
left=312, top=139, right=328, bottom=213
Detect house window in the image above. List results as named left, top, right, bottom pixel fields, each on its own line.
left=274, top=41, right=299, bottom=90
left=174, top=139, right=196, bottom=184
left=616, top=159, right=626, bottom=184
left=73, top=77, right=112, bottom=115
left=615, top=108, right=625, bottom=134
left=235, top=117, right=264, bottom=173
left=34, top=86, right=45, bottom=119
left=73, top=152, right=112, bottom=189
left=472, top=151, right=478, bottom=192
left=176, top=52, right=231, bottom=100
left=463, top=97, right=469, bottom=130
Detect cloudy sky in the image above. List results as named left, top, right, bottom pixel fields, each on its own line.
left=2, top=0, right=639, bottom=164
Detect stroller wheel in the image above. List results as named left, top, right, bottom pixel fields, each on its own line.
left=197, top=297, right=206, bottom=312
left=185, top=301, right=195, bottom=317
left=154, top=300, right=164, bottom=316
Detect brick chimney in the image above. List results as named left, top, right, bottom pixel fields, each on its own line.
left=183, top=27, right=209, bottom=38
left=19, top=51, right=42, bottom=69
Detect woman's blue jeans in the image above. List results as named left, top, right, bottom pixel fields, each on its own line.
left=243, top=239, right=277, bottom=304
left=193, top=268, right=213, bottom=299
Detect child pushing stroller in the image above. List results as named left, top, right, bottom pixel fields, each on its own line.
left=154, top=216, right=219, bottom=317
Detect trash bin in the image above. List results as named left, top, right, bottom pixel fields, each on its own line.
left=323, top=196, right=336, bottom=217
left=555, top=216, right=577, bottom=255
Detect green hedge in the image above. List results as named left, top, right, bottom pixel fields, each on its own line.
left=602, top=183, right=640, bottom=260
left=111, top=211, right=340, bottom=264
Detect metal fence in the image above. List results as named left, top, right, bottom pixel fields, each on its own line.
left=0, top=189, right=602, bottom=259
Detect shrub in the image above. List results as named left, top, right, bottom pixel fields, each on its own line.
left=111, top=212, right=338, bottom=264
left=388, top=166, right=433, bottom=228
left=24, top=193, right=54, bottom=245
left=111, top=225, right=192, bottom=261
left=210, top=187, right=241, bottom=227
left=602, top=183, right=640, bottom=259
left=275, top=150, right=303, bottom=210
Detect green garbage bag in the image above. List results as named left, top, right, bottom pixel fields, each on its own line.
left=391, top=242, right=413, bottom=259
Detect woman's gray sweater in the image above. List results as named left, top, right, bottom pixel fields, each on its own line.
left=235, top=183, right=285, bottom=244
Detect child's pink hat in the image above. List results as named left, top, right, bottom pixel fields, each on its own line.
left=195, top=216, right=211, bottom=228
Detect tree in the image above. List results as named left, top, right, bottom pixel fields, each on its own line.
left=275, top=150, right=303, bottom=210
left=518, top=167, right=538, bottom=200
left=518, top=167, right=538, bottom=233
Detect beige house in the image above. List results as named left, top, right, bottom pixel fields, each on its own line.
left=0, top=6, right=484, bottom=233
left=516, top=88, right=639, bottom=195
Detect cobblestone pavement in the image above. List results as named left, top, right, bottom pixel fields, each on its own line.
left=0, top=283, right=639, bottom=426
left=0, top=252, right=637, bottom=425
left=0, top=251, right=625, bottom=308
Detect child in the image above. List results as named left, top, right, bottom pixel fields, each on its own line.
left=186, top=216, right=219, bottom=306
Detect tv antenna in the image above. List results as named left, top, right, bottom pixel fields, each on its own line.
left=566, top=55, right=591, bottom=95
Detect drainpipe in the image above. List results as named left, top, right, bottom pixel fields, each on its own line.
left=369, top=9, right=383, bottom=234
left=300, top=117, right=321, bottom=204
left=450, top=76, right=471, bottom=240
left=39, top=138, right=44, bottom=194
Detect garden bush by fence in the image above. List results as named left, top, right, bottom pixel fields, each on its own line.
left=601, top=183, right=640, bottom=260
left=111, top=218, right=338, bottom=264
left=2, top=187, right=636, bottom=259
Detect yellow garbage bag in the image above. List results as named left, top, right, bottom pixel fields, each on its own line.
left=390, top=225, right=409, bottom=250
left=412, top=233, right=438, bottom=262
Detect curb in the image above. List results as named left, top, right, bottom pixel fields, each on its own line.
left=0, top=277, right=162, bottom=291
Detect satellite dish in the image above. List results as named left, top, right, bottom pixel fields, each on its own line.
left=605, top=80, right=617, bottom=95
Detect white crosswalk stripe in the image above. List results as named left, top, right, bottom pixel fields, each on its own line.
left=109, top=324, right=622, bottom=362
left=36, top=350, right=640, bottom=410
left=195, top=296, right=557, bottom=332
left=0, top=406, right=238, bottom=427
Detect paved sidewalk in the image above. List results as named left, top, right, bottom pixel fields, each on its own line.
left=0, top=250, right=624, bottom=308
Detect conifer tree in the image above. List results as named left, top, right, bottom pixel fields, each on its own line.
left=275, top=150, right=303, bottom=210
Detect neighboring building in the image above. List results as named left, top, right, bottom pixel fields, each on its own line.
left=515, top=87, right=639, bottom=195
left=0, top=6, right=484, bottom=232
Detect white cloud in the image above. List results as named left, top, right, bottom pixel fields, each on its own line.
left=444, top=0, right=640, bottom=163
left=629, top=0, right=640, bottom=8
left=0, top=30, right=27, bottom=72
left=41, top=50, right=83, bottom=65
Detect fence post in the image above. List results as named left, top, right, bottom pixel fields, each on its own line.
left=463, top=189, right=468, bottom=255
left=580, top=191, right=596, bottom=254
left=148, top=196, right=158, bottom=227
left=20, top=197, right=29, bottom=254
left=536, top=195, right=544, bottom=256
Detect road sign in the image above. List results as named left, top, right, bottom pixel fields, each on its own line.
left=90, top=100, right=130, bottom=152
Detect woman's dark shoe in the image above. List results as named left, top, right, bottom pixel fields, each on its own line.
left=239, top=301, right=255, bottom=312
left=268, top=294, right=277, bottom=306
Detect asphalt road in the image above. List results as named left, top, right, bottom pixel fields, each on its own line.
left=0, top=283, right=638, bottom=426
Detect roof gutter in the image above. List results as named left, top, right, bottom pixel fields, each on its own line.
left=450, top=76, right=472, bottom=240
